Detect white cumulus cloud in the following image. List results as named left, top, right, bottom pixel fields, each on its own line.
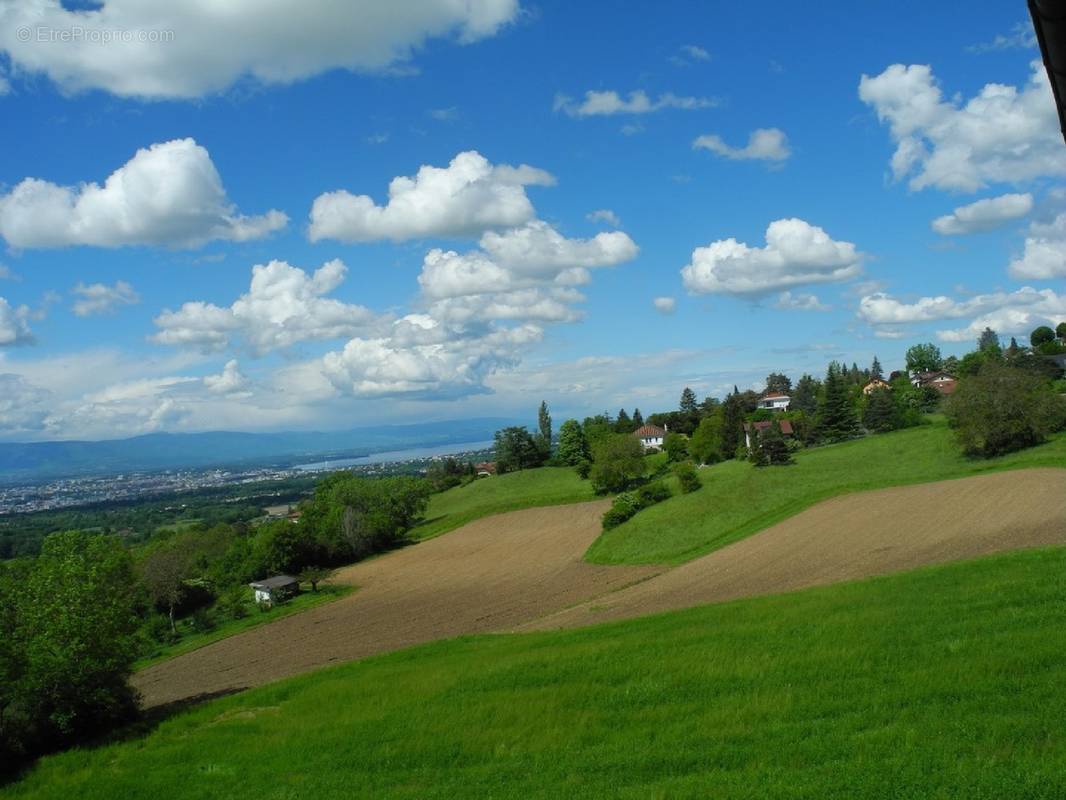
left=1010, top=212, right=1066, bottom=280
left=203, top=360, right=250, bottom=395
left=931, top=193, right=1033, bottom=235
left=693, top=128, right=791, bottom=162
left=71, top=281, right=140, bottom=317
left=308, top=150, right=554, bottom=243
left=0, top=0, right=519, bottom=99
left=0, top=297, right=34, bottom=346
left=553, top=90, right=717, bottom=117
left=858, top=286, right=1066, bottom=342
left=774, top=291, right=830, bottom=311
left=653, top=296, right=676, bottom=314
left=587, top=209, right=621, bottom=227
left=681, top=218, right=862, bottom=296
left=0, top=138, right=287, bottom=249
left=858, top=61, right=1066, bottom=192
left=153, top=259, right=379, bottom=355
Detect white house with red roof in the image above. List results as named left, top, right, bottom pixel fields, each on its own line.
left=632, top=423, right=666, bottom=450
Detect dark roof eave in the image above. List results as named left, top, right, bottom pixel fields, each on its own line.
left=1030, top=0, right=1066, bottom=144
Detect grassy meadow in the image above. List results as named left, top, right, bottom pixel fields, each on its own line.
left=413, top=466, right=596, bottom=541
left=10, top=545, right=1066, bottom=799
left=587, top=417, right=1066, bottom=565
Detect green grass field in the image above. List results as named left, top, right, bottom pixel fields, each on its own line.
left=587, top=418, right=1066, bottom=565
left=413, top=466, right=595, bottom=541
left=11, top=546, right=1066, bottom=799
left=134, top=584, right=353, bottom=670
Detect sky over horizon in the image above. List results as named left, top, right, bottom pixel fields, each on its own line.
left=0, top=1, right=1063, bottom=441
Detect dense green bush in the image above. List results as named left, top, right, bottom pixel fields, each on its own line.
left=946, top=362, right=1066, bottom=457
left=673, top=461, right=701, bottom=493
left=590, top=434, right=647, bottom=494
left=602, top=481, right=672, bottom=529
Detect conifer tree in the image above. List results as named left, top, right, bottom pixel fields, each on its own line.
left=679, top=387, right=698, bottom=414
left=760, top=419, right=793, bottom=465
left=870, top=355, right=883, bottom=381
left=816, top=361, right=861, bottom=442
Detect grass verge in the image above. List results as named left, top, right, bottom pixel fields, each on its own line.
left=10, top=546, right=1066, bottom=799
left=413, top=466, right=595, bottom=541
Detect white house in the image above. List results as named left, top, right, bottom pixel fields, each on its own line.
left=632, top=424, right=666, bottom=450
left=249, top=575, right=299, bottom=605
left=757, top=393, right=791, bottom=411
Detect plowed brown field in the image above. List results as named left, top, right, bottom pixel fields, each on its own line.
left=135, top=469, right=1066, bottom=709
left=134, top=500, right=657, bottom=708
left=520, top=469, right=1066, bottom=632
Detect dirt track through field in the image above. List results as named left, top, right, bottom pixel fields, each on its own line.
left=134, top=500, right=656, bottom=708
left=135, top=469, right=1066, bottom=709
left=519, top=469, right=1066, bottom=632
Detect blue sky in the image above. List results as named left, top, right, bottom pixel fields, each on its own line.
left=0, top=1, right=1063, bottom=441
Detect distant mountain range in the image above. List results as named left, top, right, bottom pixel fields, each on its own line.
left=0, top=418, right=515, bottom=484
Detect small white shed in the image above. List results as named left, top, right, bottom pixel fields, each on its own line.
left=249, top=575, right=299, bottom=605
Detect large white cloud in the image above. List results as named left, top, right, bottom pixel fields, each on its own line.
left=1010, top=212, right=1066, bottom=279
left=858, top=61, right=1066, bottom=192
left=0, top=0, right=518, bottom=99
left=931, top=193, right=1033, bottom=235
left=153, top=259, right=379, bottom=354
left=0, top=374, right=49, bottom=432
left=0, top=297, right=33, bottom=346
left=71, top=280, right=140, bottom=317
left=202, top=359, right=251, bottom=396
left=553, top=90, right=717, bottom=117
left=0, top=139, right=287, bottom=249
left=858, top=286, right=1066, bottom=342
left=693, top=128, right=791, bottom=162
left=308, top=151, right=554, bottom=242
left=681, top=218, right=862, bottom=296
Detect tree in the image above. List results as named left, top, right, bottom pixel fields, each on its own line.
left=816, top=361, right=860, bottom=442
left=946, top=362, right=1066, bottom=457
left=663, top=432, right=689, bottom=462
left=556, top=419, right=591, bottom=466
left=589, top=434, right=646, bottom=494
left=140, top=546, right=193, bottom=634
left=1031, top=325, right=1055, bottom=348
left=759, top=420, right=793, bottom=466
left=977, top=327, right=1001, bottom=354
left=747, top=426, right=767, bottom=466
left=869, top=356, right=884, bottom=381
left=1058, top=321, right=1066, bottom=341
left=615, top=408, right=633, bottom=433
left=19, top=532, right=140, bottom=747
left=765, top=372, right=792, bottom=395
left=494, top=426, right=546, bottom=473
left=673, top=461, right=701, bottom=493
left=690, top=414, right=724, bottom=464
left=679, top=387, right=698, bottom=414
left=537, top=401, right=552, bottom=455
left=0, top=566, right=24, bottom=764
left=905, top=343, right=942, bottom=375
left=298, top=566, right=335, bottom=592
left=792, top=374, right=820, bottom=416
left=632, top=408, right=644, bottom=428
left=719, top=391, right=746, bottom=458
left=862, top=386, right=899, bottom=433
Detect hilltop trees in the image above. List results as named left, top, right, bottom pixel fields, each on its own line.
left=905, top=343, right=942, bottom=375
left=537, top=401, right=552, bottom=457
left=765, top=373, right=792, bottom=395
left=816, top=362, right=860, bottom=442
left=791, top=374, right=820, bottom=416
left=1030, top=325, right=1055, bottom=349
left=679, top=387, right=698, bottom=414
left=946, top=362, right=1066, bottom=457
left=493, top=426, right=546, bottom=473
left=870, top=356, right=884, bottom=381
left=690, top=414, right=725, bottom=464
left=589, top=434, right=646, bottom=494
left=557, top=419, right=592, bottom=466
left=977, top=327, right=1001, bottom=354
left=862, top=387, right=900, bottom=433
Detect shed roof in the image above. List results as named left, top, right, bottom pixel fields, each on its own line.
left=250, top=575, right=298, bottom=590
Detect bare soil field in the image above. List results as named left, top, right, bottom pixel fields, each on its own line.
left=134, top=500, right=658, bottom=708
left=521, top=469, right=1066, bottom=632
left=136, top=469, right=1066, bottom=709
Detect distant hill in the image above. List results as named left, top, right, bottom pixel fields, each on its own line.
left=0, top=418, right=515, bottom=484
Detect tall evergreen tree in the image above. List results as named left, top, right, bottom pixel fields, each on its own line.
left=862, top=387, right=899, bottom=433
left=615, top=408, right=633, bottom=433
left=720, top=390, right=745, bottom=458
left=679, top=387, right=698, bottom=414
left=816, top=362, right=861, bottom=442
left=760, top=419, right=793, bottom=466
left=977, top=327, right=1001, bottom=354
left=537, top=401, right=552, bottom=454
left=792, top=374, right=820, bottom=416
left=870, top=356, right=883, bottom=381
left=632, top=408, right=644, bottom=427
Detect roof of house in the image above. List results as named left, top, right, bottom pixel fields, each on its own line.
left=761, top=393, right=791, bottom=401
left=744, top=420, right=794, bottom=435
left=633, top=424, right=666, bottom=438
left=249, top=575, right=298, bottom=590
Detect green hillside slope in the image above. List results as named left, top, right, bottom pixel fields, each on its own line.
left=587, top=418, right=1066, bottom=565
left=10, top=546, right=1066, bottom=799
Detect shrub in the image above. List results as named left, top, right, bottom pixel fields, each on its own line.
left=673, top=461, right=701, bottom=493
left=589, top=434, right=646, bottom=494
left=946, top=362, right=1066, bottom=457
left=663, top=432, right=689, bottom=462
left=602, top=493, right=640, bottom=529
left=574, top=458, right=592, bottom=480
left=636, top=481, right=672, bottom=506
